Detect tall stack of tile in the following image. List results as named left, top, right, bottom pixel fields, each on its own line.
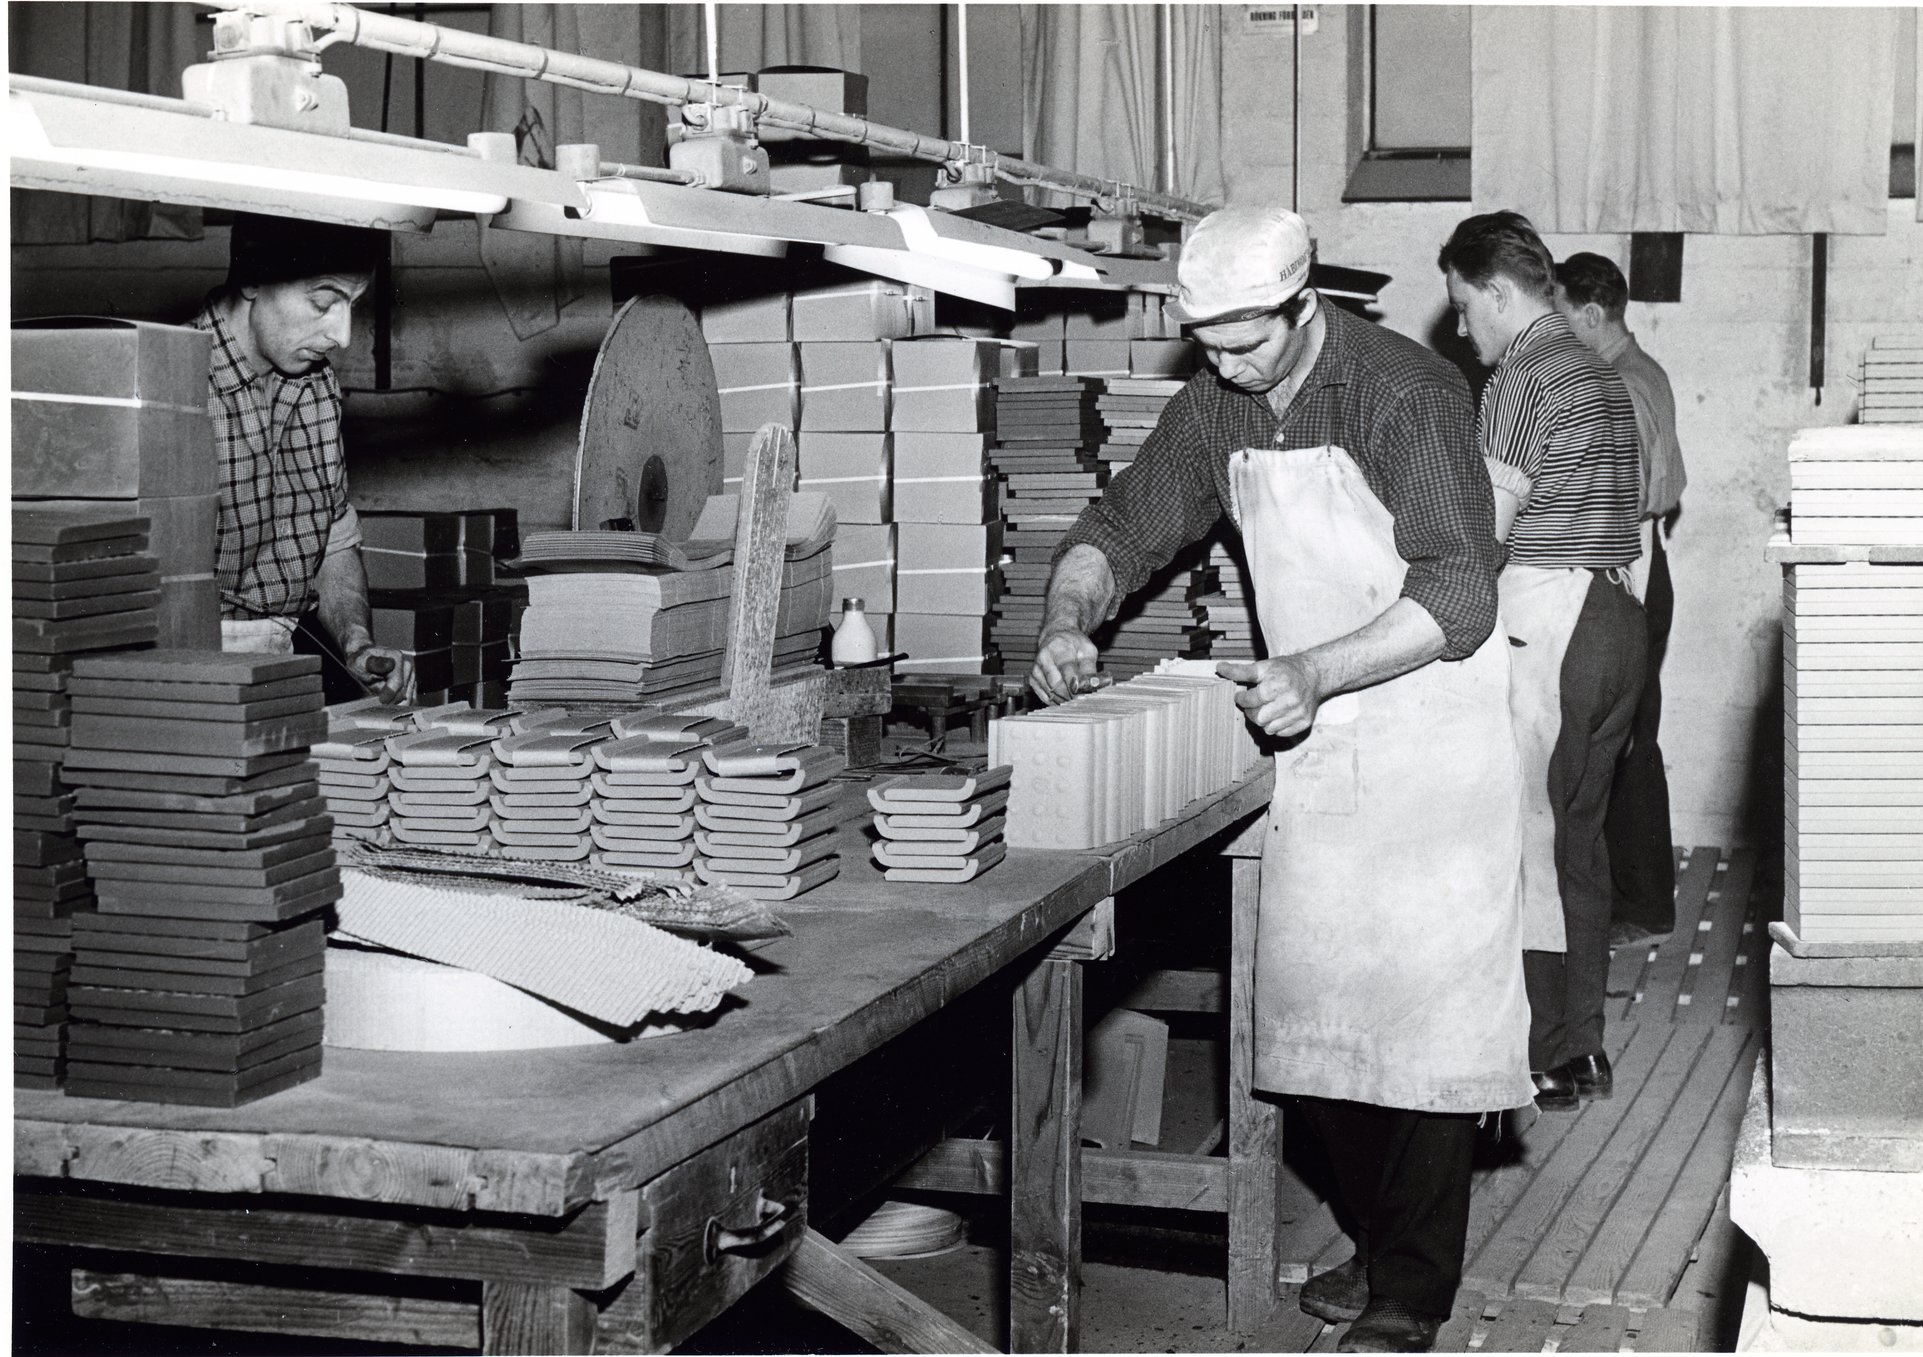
left=590, top=714, right=746, bottom=879
left=1094, top=547, right=1220, bottom=679
left=988, top=668, right=1263, bottom=850
left=988, top=375, right=1107, bottom=676
left=315, top=701, right=411, bottom=849
left=60, top=651, right=332, bottom=1106
left=1781, top=424, right=1923, bottom=945
left=386, top=717, right=505, bottom=852
left=694, top=743, right=844, bottom=899
left=1859, top=336, right=1923, bottom=424
left=893, top=338, right=1019, bottom=675
left=1094, top=378, right=1186, bottom=474
left=11, top=318, right=221, bottom=649
left=13, top=507, right=162, bottom=1089
left=491, top=723, right=608, bottom=862
left=1199, top=533, right=1265, bottom=662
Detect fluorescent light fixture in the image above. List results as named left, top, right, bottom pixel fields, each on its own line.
left=821, top=240, right=1017, bottom=309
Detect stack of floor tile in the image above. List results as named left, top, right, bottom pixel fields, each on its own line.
left=58, top=651, right=333, bottom=1106
left=1093, top=548, right=1219, bottom=679
left=989, top=669, right=1260, bottom=850
left=1781, top=559, right=1923, bottom=945
left=990, top=377, right=1107, bottom=675
left=315, top=700, right=413, bottom=850
left=13, top=506, right=162, bottom=1088
left=1094, top=378, right=1184, bottom=472
left=694, top=744, right=845, bottom=899
left=491, top=721, right=610, bottom=862
left=386, top=717, right=504, bottom=852
left=868, top=766, right=1010, bottom=883
left=1787, top=425, right=1923, bottom=547
left=1859, top=336, right=1923, bottom=424
left=590, top=713, right=748, bottom=879
left=1197, top=534, right=1264, bottom=661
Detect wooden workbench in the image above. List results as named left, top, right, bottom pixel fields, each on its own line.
left=15, top=770, right=1274, bottom=1355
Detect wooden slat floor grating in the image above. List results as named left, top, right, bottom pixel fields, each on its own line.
left=1276, top=845, right=1770, bottom=1352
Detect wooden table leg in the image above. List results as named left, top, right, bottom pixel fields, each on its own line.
left=784, top=1228, right=997, bottom=1354
left=1227, top=855, right=1283, bottom=1333
left=1009, top=954, right=1083, bottom=1353
left=481, top=1281, right=597, bottom=1355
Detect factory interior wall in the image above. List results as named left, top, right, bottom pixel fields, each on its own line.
left=10, top=3, right=1921, bottom=850
left=1222, top=6, right=1923, bottom=851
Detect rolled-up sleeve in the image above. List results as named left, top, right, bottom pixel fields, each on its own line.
left=1376, top=380, right=1500, bottom=659
left=1054, top=389, right=1225, bottom=600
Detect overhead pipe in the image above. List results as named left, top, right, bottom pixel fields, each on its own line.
left=245, top=0, right=1211, bottom=222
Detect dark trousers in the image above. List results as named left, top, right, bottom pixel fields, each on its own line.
left=1526, top=571, right=1647, bottom=1071
left=1299, top=1097, right=1478, bottom=1319
left=1606, top=532, right=1677, bottom=933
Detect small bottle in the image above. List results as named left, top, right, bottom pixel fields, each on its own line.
left=831, top=597, right=878, bottom=666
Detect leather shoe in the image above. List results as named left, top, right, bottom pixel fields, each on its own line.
left=1558, top=1051, right=1613, bottom=1100
left=1300, top=1255, right=1368, bottom=1324
left=1338, top=1298, right=1442, bottom=1353
left=1532, top=1067, right=1578, bottom=1111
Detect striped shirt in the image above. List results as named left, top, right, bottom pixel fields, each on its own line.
left=194, top=299, right=352, bottom=621
left=1058, top=302, right=1499, bottom=660
left=1480, top=312, right=1642, bottom=569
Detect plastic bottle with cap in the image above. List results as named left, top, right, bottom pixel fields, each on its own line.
left=831, top=597, right=878, bottom=666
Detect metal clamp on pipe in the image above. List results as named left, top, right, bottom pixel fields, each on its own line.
left=667, top=102, right=770, bottom=195
left=931, top=145, right=998, bottom=213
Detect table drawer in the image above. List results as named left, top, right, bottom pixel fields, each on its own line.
left=600, top=1098, right=812, bottom=1354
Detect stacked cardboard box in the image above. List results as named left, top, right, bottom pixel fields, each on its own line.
left=694, top=744, right=844, bottom=899
left=362, top=508, right=518, bottom=706
left=61, top=651, right=332, bottom=1106
left=989, top=667, right=1262, bottom=850
left=12, top=318, right=221, bottom=647
left=14, top=507, right=164, bottom=1089
left=868, top=767, right=1010, bottom=883
left=893, top=338, right=1019, bottom=675
left=1859, top=336, right=1923, bottom=424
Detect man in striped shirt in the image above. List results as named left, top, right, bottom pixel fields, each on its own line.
left=1439, top=212, right=1645, bottom=1112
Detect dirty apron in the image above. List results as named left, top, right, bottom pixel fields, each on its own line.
left=1233, top=445, right=1533, bottom=1114
left=220, top=616, right=297, bottom=655
left=1495, top=565, right=1593, bottom=953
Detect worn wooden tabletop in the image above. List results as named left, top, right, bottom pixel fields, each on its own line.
left=15, top=770, right=1273, bottom=1219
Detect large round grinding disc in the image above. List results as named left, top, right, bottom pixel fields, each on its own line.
left=573, top=295, right=724, bottom=540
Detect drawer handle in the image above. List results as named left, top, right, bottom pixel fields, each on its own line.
left=704, top=1194, right=798, bottom=1264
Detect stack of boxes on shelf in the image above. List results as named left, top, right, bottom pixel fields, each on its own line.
left=987, top=376, right=1107, bottom=675
left=14, top=508, right=165, bottom=1091
left=989, top=664, right=1263, bottom=850
left=589, top=714, right=746, bottom=879
left=1780, top=424, right=1923, bottom=946
left=694, top=743, right=845, bottom=899
left=1858, top=336, right=1923, bottom=424
left=894, top=338, right=1016, bottom=675
left=61, top=651, right=333, bottom=1107
left=867, top=766, right=1010, bottom=883
left=361, top=508, right=520, bottom=706
left=12, top=319, right=221, bottom=649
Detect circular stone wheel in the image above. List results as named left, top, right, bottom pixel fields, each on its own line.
left=573, top=294, right=724, bottom=542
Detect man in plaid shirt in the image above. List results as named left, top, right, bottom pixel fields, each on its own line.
left=193, top=214, right=409, bottom=700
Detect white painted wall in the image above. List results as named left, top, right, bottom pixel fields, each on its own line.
left=1223, top=5, right=1923, bottom=849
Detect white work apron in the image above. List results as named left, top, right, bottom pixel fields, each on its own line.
left=1233, top=445, right=1533, bottom=1114
left=1495, top=564, right=1592, bottom=953
left=220, top=616, right=297, bottom=655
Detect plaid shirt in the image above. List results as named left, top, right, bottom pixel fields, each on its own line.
left=1060, top=303, right=1500, bottom=659
left=194, top=300, right=350, bottom=620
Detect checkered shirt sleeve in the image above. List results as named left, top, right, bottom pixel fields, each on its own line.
left=197, top=304, right=351, bottom=621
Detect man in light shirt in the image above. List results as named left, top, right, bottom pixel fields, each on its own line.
left=1555, top=253, right=1687, bottom=946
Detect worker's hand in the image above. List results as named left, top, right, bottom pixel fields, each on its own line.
left=1030, top=627, right=1100, bottom=705
left=346, top=642, right=413, bottom=704
left=1217, top=656, right=1324, bottom=738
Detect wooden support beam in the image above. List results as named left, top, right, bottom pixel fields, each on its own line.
left=1120, top=966, right=1226, bottom=1014
left=899, top=1139, right=1227, bottom=1212
left=16, top=1188, right=640, bottom=1291
left=70, top=1270, right=482, bottom=1350
left=1046, top=898, right=1115, bottom=963
left=783, top=1228, right=996, bottom=1355
left=481, top=1281, right=598, bottom=1355
left=1009, top=955, right=1081, bottom=1354
left=1227, top=855, right=1283, bottom=1334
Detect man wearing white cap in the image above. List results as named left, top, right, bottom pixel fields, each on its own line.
left=1033, top=205, right=1531, bottom=1352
